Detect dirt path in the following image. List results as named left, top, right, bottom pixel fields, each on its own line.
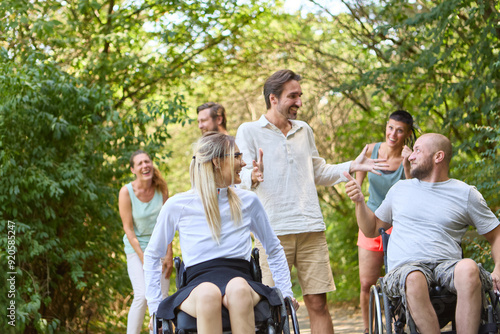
left=295, top=302, right=365, bottom=334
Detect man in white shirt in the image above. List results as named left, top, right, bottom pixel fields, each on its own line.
left=235, top=69, right=388, bottom=334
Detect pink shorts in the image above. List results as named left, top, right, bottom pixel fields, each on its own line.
left=357, top=227, right=392, bottom=252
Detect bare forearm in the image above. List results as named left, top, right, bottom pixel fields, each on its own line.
left=491, top=239, right=500, bottom=272
left=125, top=230, right=144, bottom=259
left=403, top=162, right=411, bottom=179
left=355, top=202, right=379, bottom=238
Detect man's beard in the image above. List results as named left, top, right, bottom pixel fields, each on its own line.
left=277, top=103, right=298, bottom=120
left=410, top=155, right=433, bottom=180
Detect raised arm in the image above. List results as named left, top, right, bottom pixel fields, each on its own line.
left=401, top=145, right=412, bottom=179
left=343, top=172, right=391, bottom=237
left=236, top=125, right=263, bottom=190
left=355, top=143, right=374, bottom=185
left=350, top=145, right=389, bottom=176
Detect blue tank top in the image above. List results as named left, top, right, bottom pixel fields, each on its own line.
left=123, top=183, right=163, bottom=254
left=366, top=142, right=405, bottom=212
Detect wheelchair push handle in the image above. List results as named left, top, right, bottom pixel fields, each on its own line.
left=379, top=227, right=390, bottom=272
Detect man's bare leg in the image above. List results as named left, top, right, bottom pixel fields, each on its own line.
left=405, top=271, right=440, bottom=334
left=303, top=293, right=334, bottom=334
left=454, top=259, right=481, bottom=333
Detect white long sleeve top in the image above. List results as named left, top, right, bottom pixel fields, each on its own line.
left=235, top=115, right=352, bottom=235
left=144, top=187, right=293, bottom=315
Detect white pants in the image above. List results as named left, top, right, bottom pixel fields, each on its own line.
left=126, top=252, right=169, bottom=334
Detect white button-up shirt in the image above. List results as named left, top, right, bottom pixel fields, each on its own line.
left=236, top=115, right=351, bottom=235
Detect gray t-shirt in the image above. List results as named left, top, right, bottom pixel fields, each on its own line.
left=375, top=178, right=499, bottom=271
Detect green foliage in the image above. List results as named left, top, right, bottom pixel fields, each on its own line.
left=181, top=0, right=499, bottom=303
left=1, top=1, right=499, bottom=330
left=463, top=231, right=495, bottom=272
left=0, top=0, right=272, bottom=330
left=0, top=0, right=270, bottom=111
left=0, top=51, right=116, bottom=332
left=323, top=203, right=360, bottom=303
left=0, top=50, right=189, bottom=332
left=335, top=0, right=500, bottom=207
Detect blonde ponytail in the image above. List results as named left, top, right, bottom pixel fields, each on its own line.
left=190, top=132, right=242, bottom=243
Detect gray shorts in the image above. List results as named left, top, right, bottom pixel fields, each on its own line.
left=382, top=260, right=492, bottom=310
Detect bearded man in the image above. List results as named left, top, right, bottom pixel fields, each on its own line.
left=344, top=133, right=500, bottom=333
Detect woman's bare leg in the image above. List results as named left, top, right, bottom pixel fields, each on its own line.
left=223, top=277, right=261, bottom=334
left=358, top=247, right=384, bottom=333
left=179, top=282, right=223, bottom=334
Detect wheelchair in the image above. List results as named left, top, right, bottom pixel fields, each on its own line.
left=369, top=228, right=500, bottom=334
left=153, top=248, right=300, bottom=333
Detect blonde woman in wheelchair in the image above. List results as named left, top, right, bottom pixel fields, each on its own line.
left=144, top=132, right=298, bottom=334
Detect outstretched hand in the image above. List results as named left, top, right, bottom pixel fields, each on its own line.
left=343, top=171, right=365, bottom=203
left=251, top=148, right=264, bottom=188
left=351, top=145, right=389, bottom=176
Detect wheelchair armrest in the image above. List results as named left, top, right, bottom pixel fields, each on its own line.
left=252, top=247, right=260, bottom=263
left=250, top=248, right=262, bottom=283
left=174, top=256, right=187, bottom=289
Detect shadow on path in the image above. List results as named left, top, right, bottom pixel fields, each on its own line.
left=295, top=302, right=365, bottom=334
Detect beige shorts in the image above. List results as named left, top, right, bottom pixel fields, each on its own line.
left=255, top=231, right=335, bottom=295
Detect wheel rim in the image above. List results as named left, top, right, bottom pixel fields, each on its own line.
left=369, top=284, right=384, bottom=334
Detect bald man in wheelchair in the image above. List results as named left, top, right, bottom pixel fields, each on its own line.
left=344, top=133, right=500, bottom=333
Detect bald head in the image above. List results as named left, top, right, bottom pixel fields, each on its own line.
left=419, top=133, right=452, bottom=166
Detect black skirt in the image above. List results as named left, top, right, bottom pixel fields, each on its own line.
left=156, top=258, right=282, bottom=320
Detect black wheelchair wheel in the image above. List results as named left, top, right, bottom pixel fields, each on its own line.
left=369, top=284, right=384, bottom=334
left=485, top=290, right=500, bottom=334
left=382, top=287, right=393, bottom=334
left=285, top=296, right=300, bottom=334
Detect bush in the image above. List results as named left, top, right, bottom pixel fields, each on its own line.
left=0, top=50, right=188, bottom=332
